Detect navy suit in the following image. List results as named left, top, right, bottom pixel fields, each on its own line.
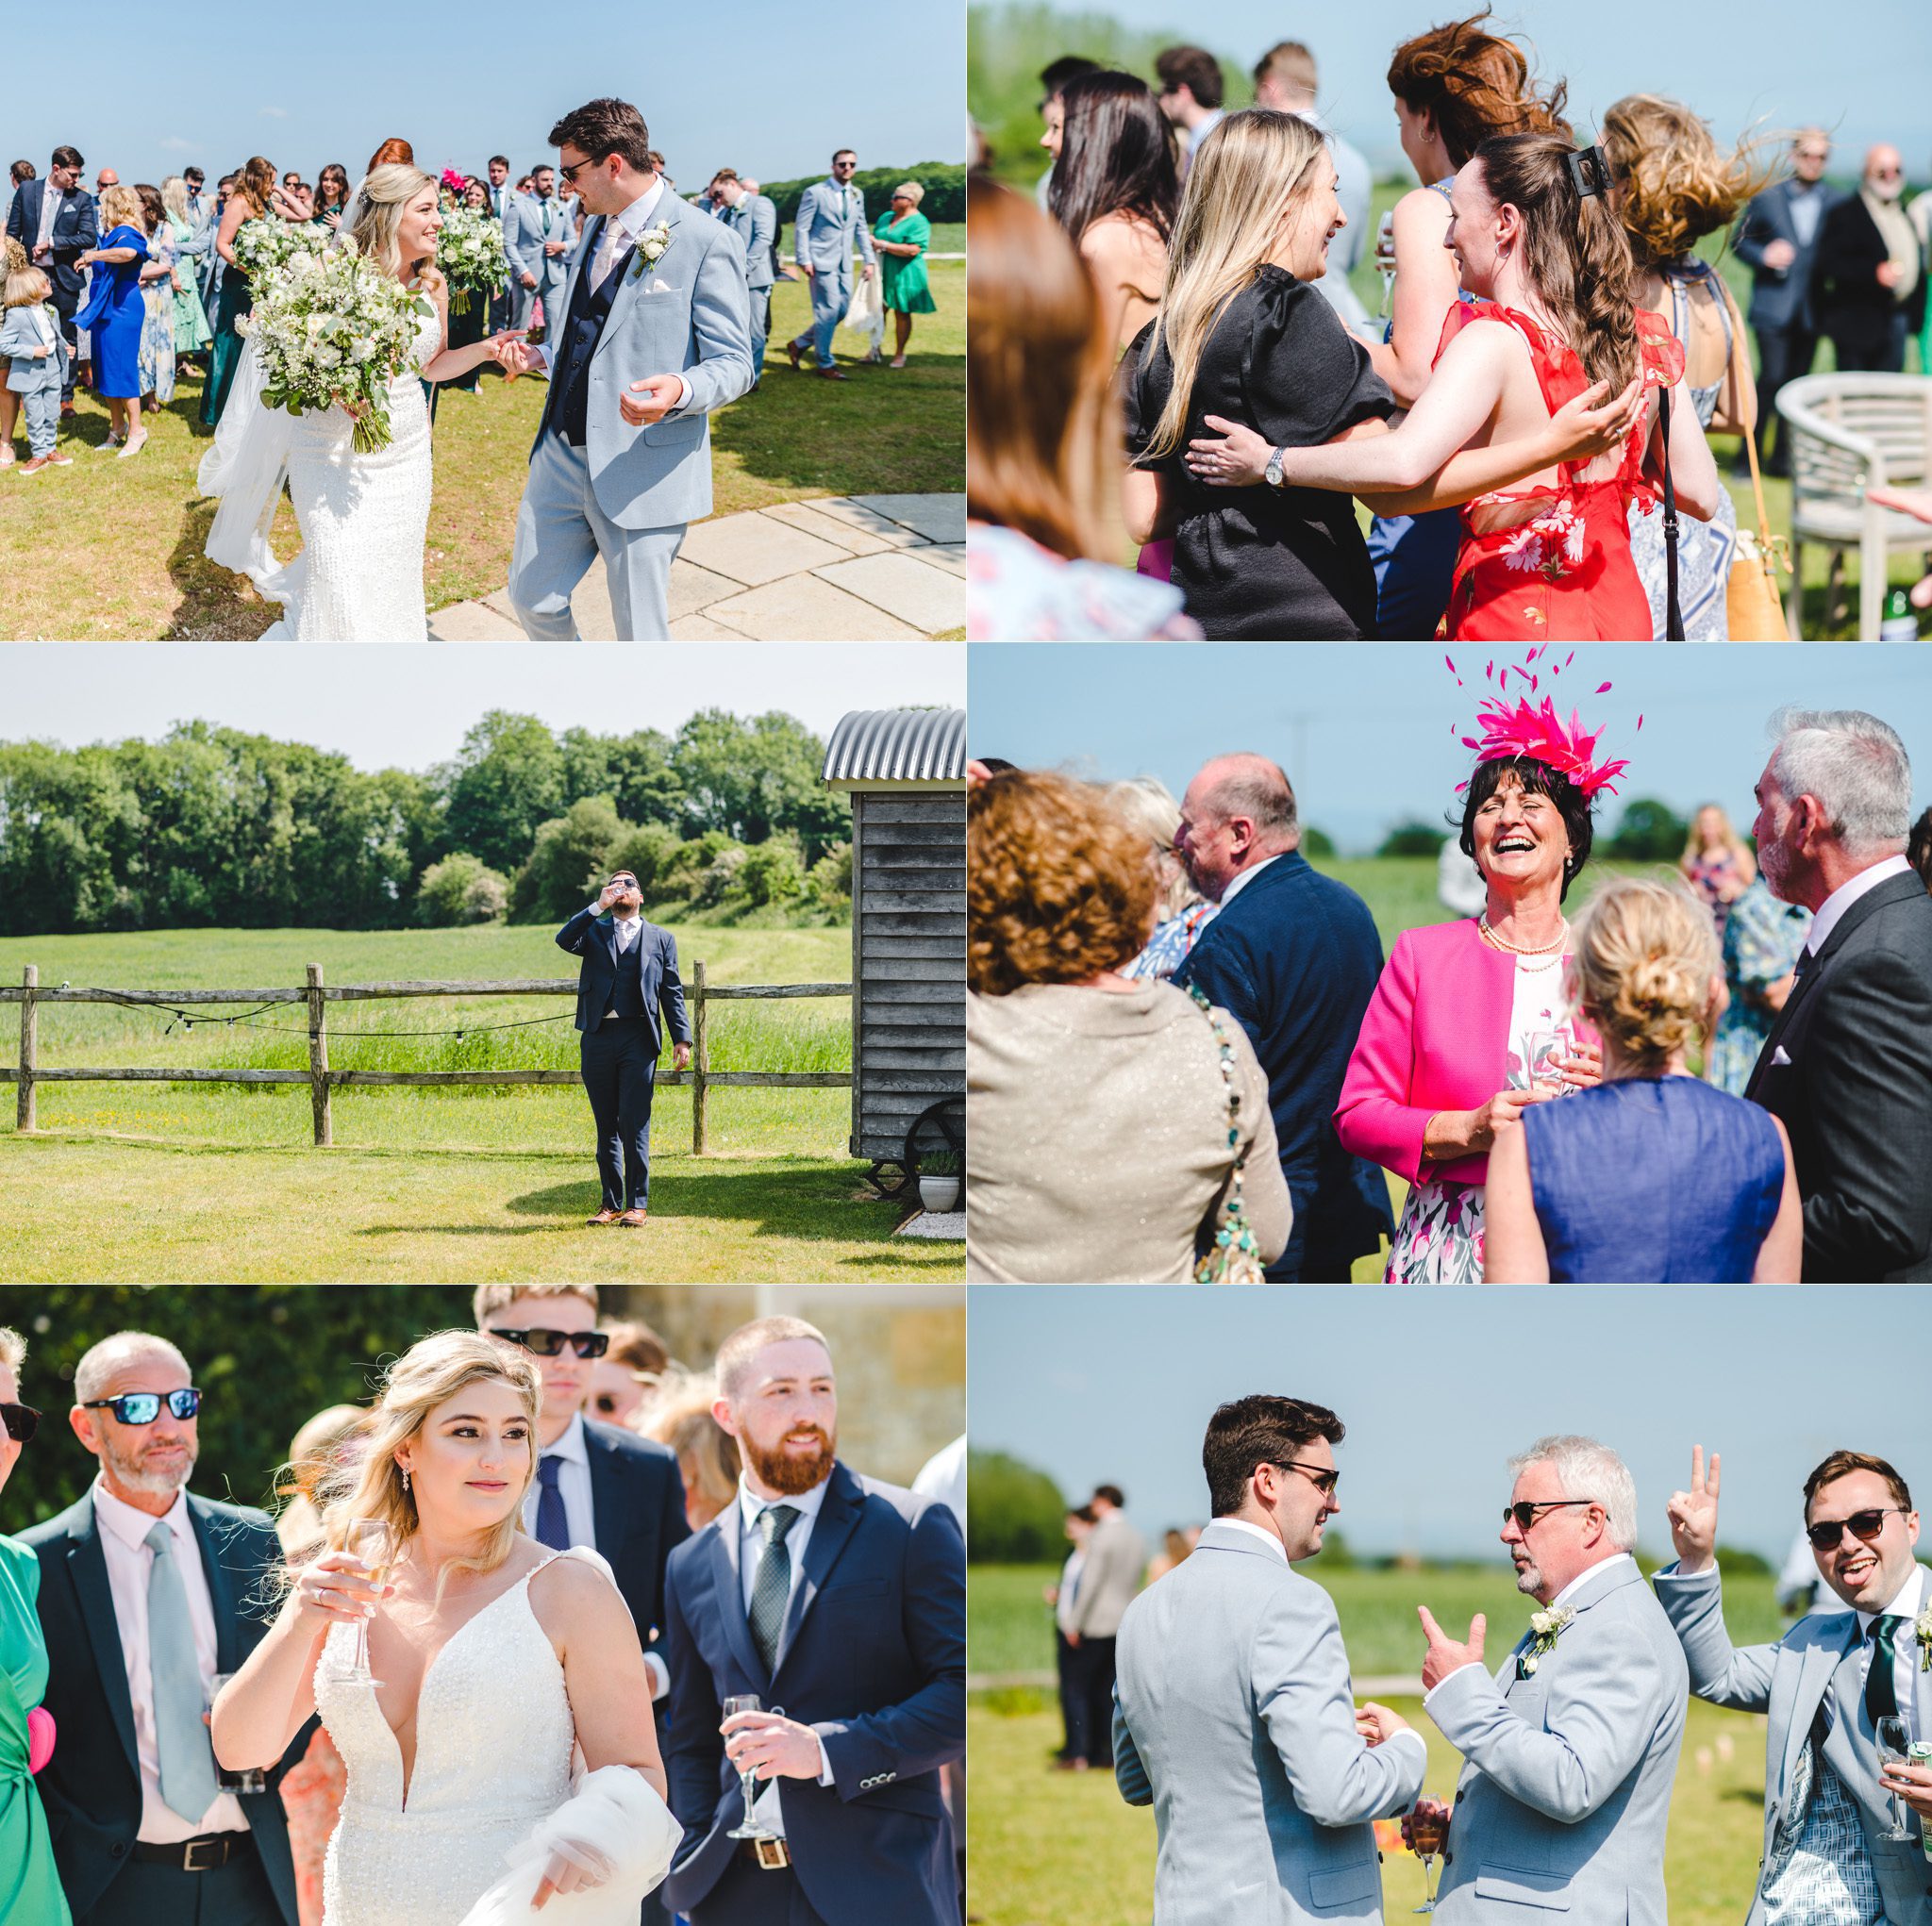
left=1174, top=850, right=1393, bottom=1281
left=1733, top=178, right=1838, bottom=472
left=556, top=906, right=691, bottom=1212
left=661, top=1461, right=965, bottom=1925
left=21, top=1490, right=304, bottom=1926
left=6, top=179, right=100, bottom=403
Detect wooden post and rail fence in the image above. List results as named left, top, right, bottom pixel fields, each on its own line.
left=2, top=963, right=852, bottom=1154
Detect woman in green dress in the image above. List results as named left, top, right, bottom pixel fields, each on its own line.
left=0, top=1324, right=70, bottom=1926
left=874, top=180, right=937, bottom=368
left=159, top=176, right=213, bottom=365
left=201, top=156, right=303, bottom=428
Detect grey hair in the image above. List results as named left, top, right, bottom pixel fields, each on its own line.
left=0, top=1326, right=24, bottom=1373
left=74, top=1332, right=192, bottom=1406
left=1508, top=1434, right=1638, bottom=1552
left=1201, top=755, right=1300, bottom=847
left=1766, top=708, right=1912, bottom=855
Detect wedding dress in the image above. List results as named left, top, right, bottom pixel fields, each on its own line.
left=313, top=1549, right=680, bottom=1926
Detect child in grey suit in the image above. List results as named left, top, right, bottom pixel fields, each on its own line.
left=3, top=258, right=71, bottom=473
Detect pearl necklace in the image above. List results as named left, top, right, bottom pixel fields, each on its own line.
left=1478, top=914, right=1568, bottom=956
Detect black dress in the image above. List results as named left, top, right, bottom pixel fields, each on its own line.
left=1127, top=266, right=1395, bottom=639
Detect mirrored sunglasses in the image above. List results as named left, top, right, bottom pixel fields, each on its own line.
left=81, top=1387, right=202, bottom=1425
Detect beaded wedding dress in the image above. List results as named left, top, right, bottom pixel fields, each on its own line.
left=313, top=1549, right=679, bottom=1926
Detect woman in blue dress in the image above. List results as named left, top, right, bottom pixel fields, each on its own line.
left=1484, top=874, right=1802, bottom=1282
left=73, top=181, right=152, bottom=456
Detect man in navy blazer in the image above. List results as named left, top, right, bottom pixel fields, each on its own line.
left=6, top=144, right=99, bottom=408
left=1173, top=754, right=1392, bottom=1282
left=557, top=869, right=691, bottom=1225
left=661, top=1315, right=965, bottom=1925
left=21, top=1331, right=302, bottom=1926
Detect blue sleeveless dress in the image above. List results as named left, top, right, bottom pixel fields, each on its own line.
left=1521, top=1076, right=1785, bottom=1282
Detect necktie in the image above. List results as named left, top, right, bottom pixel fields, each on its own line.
left=591, top=218, right=625, bottom=292
left=143, top=1522, right=223, bottom=1823
left=1790, top=945, right=1814, bottom=991
left=535, top=1455, right=571, bottom=1551
left=541, top=198, right=554, bottom=238
left=1866, top=1614, right=1905, bottom=1724
left=748, top=1504, right=800, bottom=1675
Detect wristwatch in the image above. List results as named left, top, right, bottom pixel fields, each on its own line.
left=1264, top=445, right=1287, bottom=490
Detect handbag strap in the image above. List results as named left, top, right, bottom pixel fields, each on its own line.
left=1658, top=379, right=1685, bottom=641
left=1714, top=272, right=1779, bottom=558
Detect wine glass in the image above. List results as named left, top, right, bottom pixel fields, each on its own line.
left=1876, top=1716, right=1916, bottom=1840
left=724, top=1693, right=777, bottom=1841
left=1407, top=1798, right=1451, bottom=1912
left=342, top=1520, right=392, bottom=1688
left=1376, top=208, right=1397, bottom=318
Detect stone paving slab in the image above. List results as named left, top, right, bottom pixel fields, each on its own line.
left=774, top=497, right=934, bottom=550
left=677, top=511, right=850, bottom=587
left=705, top=574, right=924, bottom=639
left=849, top=494, right=966, bottom=544
left=669, top=613, right=755, bottom=639
left=813, top=553, right=963, bottom=632
left=907, top=543, right=966, bottom=579
left=761, top=501, right=894, bottom=556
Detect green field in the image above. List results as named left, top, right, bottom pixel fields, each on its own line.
left=0, top=922, right=964, bottom=1283
left=0, top=259, right=963, bottom=641
left=968, top=1562, right=1781, bottom=1926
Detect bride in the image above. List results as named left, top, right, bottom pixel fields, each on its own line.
left=210, top=1332, right=679, bottom=1924
left=204, top=165, right=523, bottom=639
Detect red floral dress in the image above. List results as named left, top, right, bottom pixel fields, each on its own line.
left=1438, top=303, right=1686, bottom=640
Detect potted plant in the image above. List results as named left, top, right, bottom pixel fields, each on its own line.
left=918, top=1150, right=961, bottom=1214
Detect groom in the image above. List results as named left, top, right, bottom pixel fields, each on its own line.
left=556, top=869, right=691, bottom=1226
left=505, top=97, right=755, bottom=640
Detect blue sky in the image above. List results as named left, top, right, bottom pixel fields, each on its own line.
left=1010, top=0, right=1932, bottom=175
left=970, top=643, right=1932, bottom=854
left=4, top=1, right=963, bottom=196
left=2, top=644, right=965, bottom=771
left=970, top=1287, right=1924, bottom=1562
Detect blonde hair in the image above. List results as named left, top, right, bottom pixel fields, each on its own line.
left=1565, top=875, right=1718, bottom=1075
left=641, top=1370, right=740, bottom=1526
left=1103, top=776, right=1191, bottom=921
left=99, top=183, right=143, bottom=233
left=1143, top=109, right=1330, bottom=460
left=1679, top=802, right=1753, bottom=872
left=1601, top=94, right=1775, bottom=268
left=347, top=163, right=445, bottom=291
left=316, top=1332, right=541, bottom=1599
left=5, top=241, right=49, bottom=309
left=0, top=1326, right=25, bottom=1373
left=280, top=1403, right=371, bottom=1503
left=891, top=180, right=924, bottom=206
left=161, top=175, right=192, bottom=225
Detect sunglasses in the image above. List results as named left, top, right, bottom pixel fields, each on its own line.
left=1272, top=1458, right=1340, bottom=1497
left=1504, top=1498, right=1597, bottom=1531
left=1806, top=1506, right=1908, bottom=1552
left=1, top=1403, right=40, bottom=1444
left=490, top=1327, right=610, bottom=1360
left=81, top=1387, right=202, bottom=1425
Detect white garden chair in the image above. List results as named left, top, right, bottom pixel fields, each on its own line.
left=1775, top=372, right=1932, bottom=638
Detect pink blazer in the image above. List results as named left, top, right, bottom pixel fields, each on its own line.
left=1333, top=918, right=1594, bottom=1187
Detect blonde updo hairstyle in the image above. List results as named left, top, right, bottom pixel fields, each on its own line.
left=316, top=1331, right=540, bottom=1598
left=348, top=163, right=445, bottom=292
left=1565, top=875, right=1719, bottom=1076
left=1601, top=94, right=1776, bottom=269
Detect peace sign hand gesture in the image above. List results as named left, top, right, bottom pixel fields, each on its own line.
left=1666, top=1446, right=1721, bottom=1575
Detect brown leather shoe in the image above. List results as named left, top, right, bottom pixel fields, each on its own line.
left=587, top=1207, right=624, bottom=1226
left=617, top=1207, right=650, bottom=1227
left=818, top=368, right=849, bottom=381
left=787, top=339, right=803, bottom=372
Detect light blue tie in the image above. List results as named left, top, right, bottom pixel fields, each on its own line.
left=144, top=1521, right=223, bottom=1823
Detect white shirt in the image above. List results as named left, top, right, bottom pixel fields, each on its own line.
left=36, top=186, right=64, bottom=254
left=1852, top=1561, right=1926, bottom=1738
left=1803, top=854, right=1914, bottom=959
left=92, top=1480, right=251, bottom=1843
left=592, top=906, right=645, bottom=1021
left=1215, top=850, right=1289, bottom=912
left=733, top=1474, right=835, bottom=1829
left=1424, top=1552, right=1637, bottom=1707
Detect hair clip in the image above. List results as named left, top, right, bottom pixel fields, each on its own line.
left=1566, top=144, right=1611, bottom=201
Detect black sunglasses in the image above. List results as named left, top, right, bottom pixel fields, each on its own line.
left=2, top=1403, right=40, bottom=1443
left=1806, top=1507, right=1908, bottom=1552
left=81, top=1387, right=202, bottom=1425
left=490, top=1327, right=610, bottom=1360
left=1505, top=1498, right=1598, bottom=1531
left=1273, top=1459, right=1340, bottom=1497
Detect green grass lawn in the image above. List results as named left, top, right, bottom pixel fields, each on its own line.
left=0, top=259, right=962, bottom=640
left=968, top=1563, right=1781, bottom=1926
left=0, top=922, right=964, bottom=1283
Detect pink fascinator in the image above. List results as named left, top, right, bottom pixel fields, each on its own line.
left=439, top=167, right=470, bottom=198
left=27, top=1704, right=55, bottom=1775
left=1445, top=645, right=1639, bottom=798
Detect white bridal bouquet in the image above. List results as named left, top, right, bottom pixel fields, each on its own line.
left=436, top=206, right=511, bottom=316
left=230, top=216, right=327, bottom=281
left=242, top=246, right=429, bottom=454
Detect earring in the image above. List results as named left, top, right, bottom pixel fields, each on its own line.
left=400, top=1467, right=411, bottom=1492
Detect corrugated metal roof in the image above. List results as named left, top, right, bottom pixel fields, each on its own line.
left=822, top=707, right=966, bottom=784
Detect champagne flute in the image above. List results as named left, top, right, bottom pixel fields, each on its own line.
left=724, top=1694, right=777, bottom=1840
left=343, top=1520, right=391, bottom=1688
left=1376, top=208, right=1397, bottom=319
left=1407, top=1798, right=1451, bottom=1913
left=1876, top=1716, right=1916, bottom=1840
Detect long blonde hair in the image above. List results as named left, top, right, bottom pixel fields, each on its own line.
left=317, top=1331, right=540, bottom=1596
left=161, top=175, right=192, bottom=226
left=348, top=163, right=444, bottom=291
left=1679, top=802, right=1753, bottom=872
left=1143, top=109, right=1329, bottom=461
left=1601, top=95, right=1775, bottom=269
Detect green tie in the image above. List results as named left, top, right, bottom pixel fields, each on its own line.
left=144, top=1521, right=224, bottom=1823
left=1866, top=1613, right=1905, bottom=1724
left=748, top=1503, right=800, bottom=1675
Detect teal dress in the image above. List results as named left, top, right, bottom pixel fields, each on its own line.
left=874, top=210, right=936, bottom=314
left=200, top=257, right=252, bottom=427
left=0, top=1536, right=70, bottom=1926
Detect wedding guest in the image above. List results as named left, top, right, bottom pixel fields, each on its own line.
left=966, top=177, right=1198, bottom=639
left=1679, top=802, right=1757, bottom=935
left=1746, top=706, right=1932, bottom=1279
left=1048, top=70, right=1179, bottom=351
left=659, top=1315, right=966, bottom=1925
left=1172, top=753, right=1392, bottom=1281
left=786, top=148, right=876, bottom=381
left=6, top=147, right=96, bottom=410
left=1037, top=54, right=1102, bottom=207
left=74, top=182, right=153, bottom=456
left=200, top=157, right=281, bottom=428
left=7, top=161, right=32, bottom=189
left=366, top=138, right=413, bottom=173
left=132, top=183, right=176, bottom=410
left=20, top=1332, right=301, bottom=1926
left=1707, top=873, right=1811, bottom=1096
left=0, top=1325, right=70, bottom=1926
left=2, top=248, right=71, bottom=474
left=712, top=172, right=776, bottom=381
left=874, top=181, right=934, bottom=368
left=436, top=176, right=494, bottom=395
left=505, top=161, right=570, bottom=334
left=272, top=1404, right=368, bottom=1558
left=1814, top=143, right=1924, bottom=374
left=308, top=163, right=350, bottom=234
left=483, top=154, right=513, bottom=331
left=966, top=767, right=1290, bottom=1283
left=640, top=1372, right=739, bottom=1533
left=1483, top=876, right=1801, bottom=1282
left=591, top=1319, right=672, bottom=1427
left=1144, top=1527, right=1194, bottom=1584
left=1047, top=1506, right=1095, bottom=1767
left=1063, top=1486, right=1144, bottom=1773
left=1153, top=45, right=1224, bottom=178
left=1338, top=744, right=1606, bottom=1283
left=158, top=176, right=212, bottom=365
left=1105, top=775, right=1217, bottom=981
left=1603, top=95, right=1770, bottom=639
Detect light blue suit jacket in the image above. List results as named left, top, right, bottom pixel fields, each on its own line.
left=1656, top=1560, right=1932, bottom=1926
left=531, top=191, right=755, bottom=531
left=505, top=191, right=574, bottom=289
left=793, top=178, right=876, bottom=272
left=1428, top=1558, right=1688, bottom=1926
left=1113, top=1521, right=1425, bottom=1926
left=724, top=193, right=777, bottom=291
left=1, top=305, right=64, bottom=393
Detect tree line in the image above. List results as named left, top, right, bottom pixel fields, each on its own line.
left=0, top=708, right=852, bottom=936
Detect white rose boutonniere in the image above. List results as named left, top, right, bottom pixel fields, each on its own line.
left=1518, top=1604, right=1576, bottom=1679
left=627, top=224, right=674, bottom=283
left=1915, top=1604, right=1932, bottom=1671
